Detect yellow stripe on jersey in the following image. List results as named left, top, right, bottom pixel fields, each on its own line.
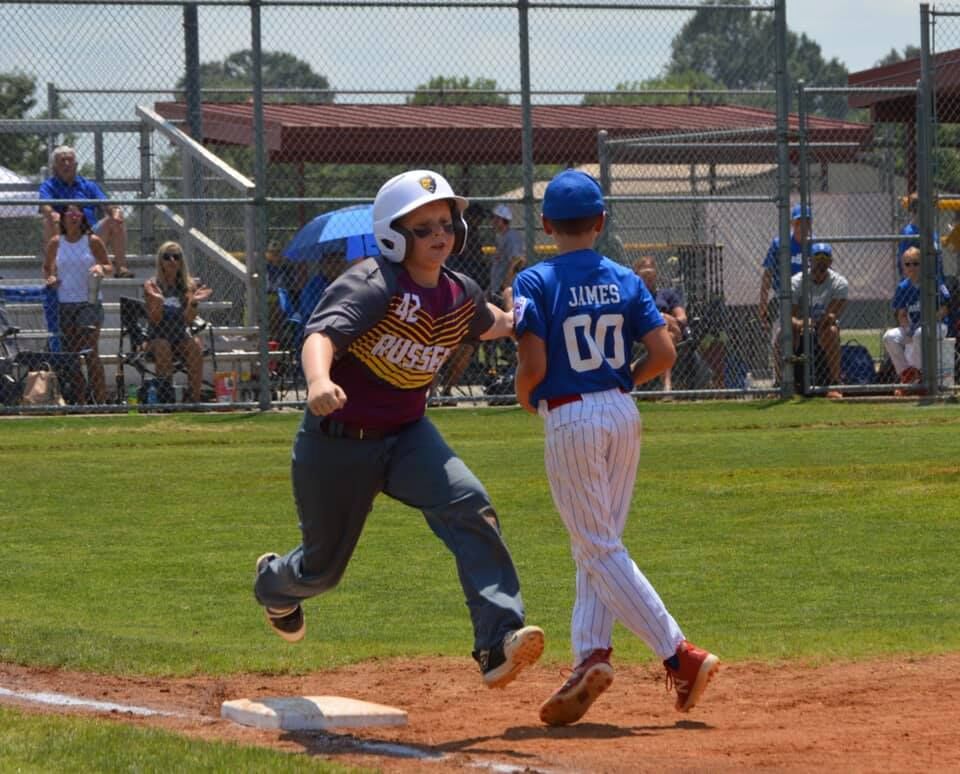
left=348, top=295, right=478, bottom=389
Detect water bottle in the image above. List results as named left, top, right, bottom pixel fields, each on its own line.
left=744, top=371, right=754, bottom=392
left=147, top=381, right=158, bottom=405
left=87, top=270, right=102, bottom=304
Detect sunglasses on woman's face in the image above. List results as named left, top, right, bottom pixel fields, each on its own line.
left=903, top=261, right=920, bottom=267
left=410, top=222, right=455, bottom=239
left=65, top=211, right=84, bottom=219
left=161, top=252, right=182, bottom=262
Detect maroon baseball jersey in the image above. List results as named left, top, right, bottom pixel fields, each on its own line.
left=304, top=256, right=493, bottom=430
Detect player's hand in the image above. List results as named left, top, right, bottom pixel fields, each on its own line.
left=307, top=378, right=347, bottom=416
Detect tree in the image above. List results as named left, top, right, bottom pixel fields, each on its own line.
left=874, top=45, right=921, bottom=68
left=582, top=70, right=725, bottom=106
left=175, top=50, right=333, bottom=104
left=0, top=71, right=47, bottom=174
left=407, top=76, right=508, bottom=106
left=161, top=50, right=344, bottom=250
left=667, top=0, right=849, bottom=118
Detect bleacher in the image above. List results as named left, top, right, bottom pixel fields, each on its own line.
left=0, top=252, right=281, bottom=403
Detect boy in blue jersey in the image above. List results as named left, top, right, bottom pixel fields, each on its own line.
left=881, top=246, right=950, bottom=390
left=511, top=170, right=719, bottom=726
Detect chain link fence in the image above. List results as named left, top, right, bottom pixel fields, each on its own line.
left=0, top=0, right=955, bottom=413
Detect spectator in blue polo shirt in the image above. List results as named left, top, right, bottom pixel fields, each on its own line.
left=39, top=145, right=134, bottom=278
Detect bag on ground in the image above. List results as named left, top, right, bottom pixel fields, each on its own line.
left=21, top=365, right=65, bottom=406
left=840, top=341, right=877, bottom=385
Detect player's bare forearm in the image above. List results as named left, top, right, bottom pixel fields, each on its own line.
left=631, top=326, right=676, bottom=386
left=515, top=332, right=546, bottom=414
left=479, top=302, right=514, bottom=340
left=302, top=332, right=347, bottom=416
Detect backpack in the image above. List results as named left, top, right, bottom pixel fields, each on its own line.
left=840, top=341, right=876, bottom=385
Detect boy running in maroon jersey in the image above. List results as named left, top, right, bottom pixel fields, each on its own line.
left=254, top=170, right=543, bottom=688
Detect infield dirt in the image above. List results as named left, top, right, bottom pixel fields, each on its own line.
left=1, top=653, right=957, bottom=772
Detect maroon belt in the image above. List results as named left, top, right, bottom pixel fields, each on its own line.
left=318, top=417, right=395, bottom=440
left=546, top=393, right=583, bottom=411
left=546, top=388, right=630, bottom=411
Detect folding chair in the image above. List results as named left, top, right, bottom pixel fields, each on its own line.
left=117, top=296, right=217, bottom=403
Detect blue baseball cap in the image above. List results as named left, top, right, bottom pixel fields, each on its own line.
left=542, top=170, right=605, bottom=220
left=810, top=241, right=832, bottom=258
left=791, top=203, right=812, bottom=220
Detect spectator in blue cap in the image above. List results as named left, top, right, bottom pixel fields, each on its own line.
left=759, top=202, right=812, bottom=382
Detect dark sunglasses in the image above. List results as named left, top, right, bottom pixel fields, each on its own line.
left=903, top=261, right=920, bottom=267
left=410, top=222, right=455, bottom=239
left=161, top=252, right=182, bottom=262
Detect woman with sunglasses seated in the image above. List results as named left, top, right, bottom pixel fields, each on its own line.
left=42, top=203, right=112, bottom=404
left=143, top=241, right=212, bottom=403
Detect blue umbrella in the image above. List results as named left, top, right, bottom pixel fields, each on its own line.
left=282, top=203, right=380, bottom=262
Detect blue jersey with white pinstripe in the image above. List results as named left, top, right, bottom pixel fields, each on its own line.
left=512, top=248, right=664, bottom=405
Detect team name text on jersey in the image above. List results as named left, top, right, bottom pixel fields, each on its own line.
left=568, top=284, right=621, bottom=307
left=370, top=335, right=450, bottom=373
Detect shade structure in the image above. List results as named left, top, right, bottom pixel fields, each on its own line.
left=282, top=204, right=380, bottom=262
left=0, top=165, right=35, bottom=218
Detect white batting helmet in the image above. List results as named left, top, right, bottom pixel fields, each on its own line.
left=372, top=170, right=468, bottom=262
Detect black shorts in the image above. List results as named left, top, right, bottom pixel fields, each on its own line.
left=59, top=302, right=104, bottom=330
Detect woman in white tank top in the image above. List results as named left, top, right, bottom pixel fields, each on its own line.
left=42, top=204, right=111, bottom=404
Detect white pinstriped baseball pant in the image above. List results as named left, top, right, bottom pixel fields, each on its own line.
left=540, top=388, right=684, bottom=665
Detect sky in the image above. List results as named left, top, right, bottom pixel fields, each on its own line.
left=787, top=0, right=925, bottom=73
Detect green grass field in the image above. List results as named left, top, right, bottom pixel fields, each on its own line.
left=1, top=401, right=959, bottom=768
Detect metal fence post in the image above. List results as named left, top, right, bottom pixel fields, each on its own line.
left=183, top=2, right=205, bottom=234
left=45, top=82, right=58, bottom=162
left=518, top=0, right=535, bottom=261
left=796, top=80, right=812, bottom=395
left=250, top=0, right=271, bottom=409
left=774, top=0, right=794, bottom=398
left=138, top=123, right=153, bottom=256
left=918, top=3, right=939, bottom=396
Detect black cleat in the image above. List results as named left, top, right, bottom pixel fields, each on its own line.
left=475, top=625, right=544, bottom=688
left=255, top=552, right=305, bottom=643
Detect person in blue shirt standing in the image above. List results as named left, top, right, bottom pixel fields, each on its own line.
left=759, top=203, right=811, bottom=383
left=512, top=169, right=719, bottom=727
left=758, top=203, right=811, bottom=330
left=897, top=193, right=944, bottom=281
left=38, top=145, right=134, bottom=278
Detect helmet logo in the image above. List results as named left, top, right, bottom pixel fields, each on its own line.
left=419, top=176, right=437, bottom=193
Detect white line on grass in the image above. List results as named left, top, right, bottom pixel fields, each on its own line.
left=0, top=685, right=182, bottom=717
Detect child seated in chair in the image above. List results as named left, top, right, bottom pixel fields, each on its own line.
left=143, top=241, right=211, bottom=403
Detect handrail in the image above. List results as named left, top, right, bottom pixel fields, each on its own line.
left=135, top=106, right=254, bottom=194
left=153, top=205, right=247, bottom=281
